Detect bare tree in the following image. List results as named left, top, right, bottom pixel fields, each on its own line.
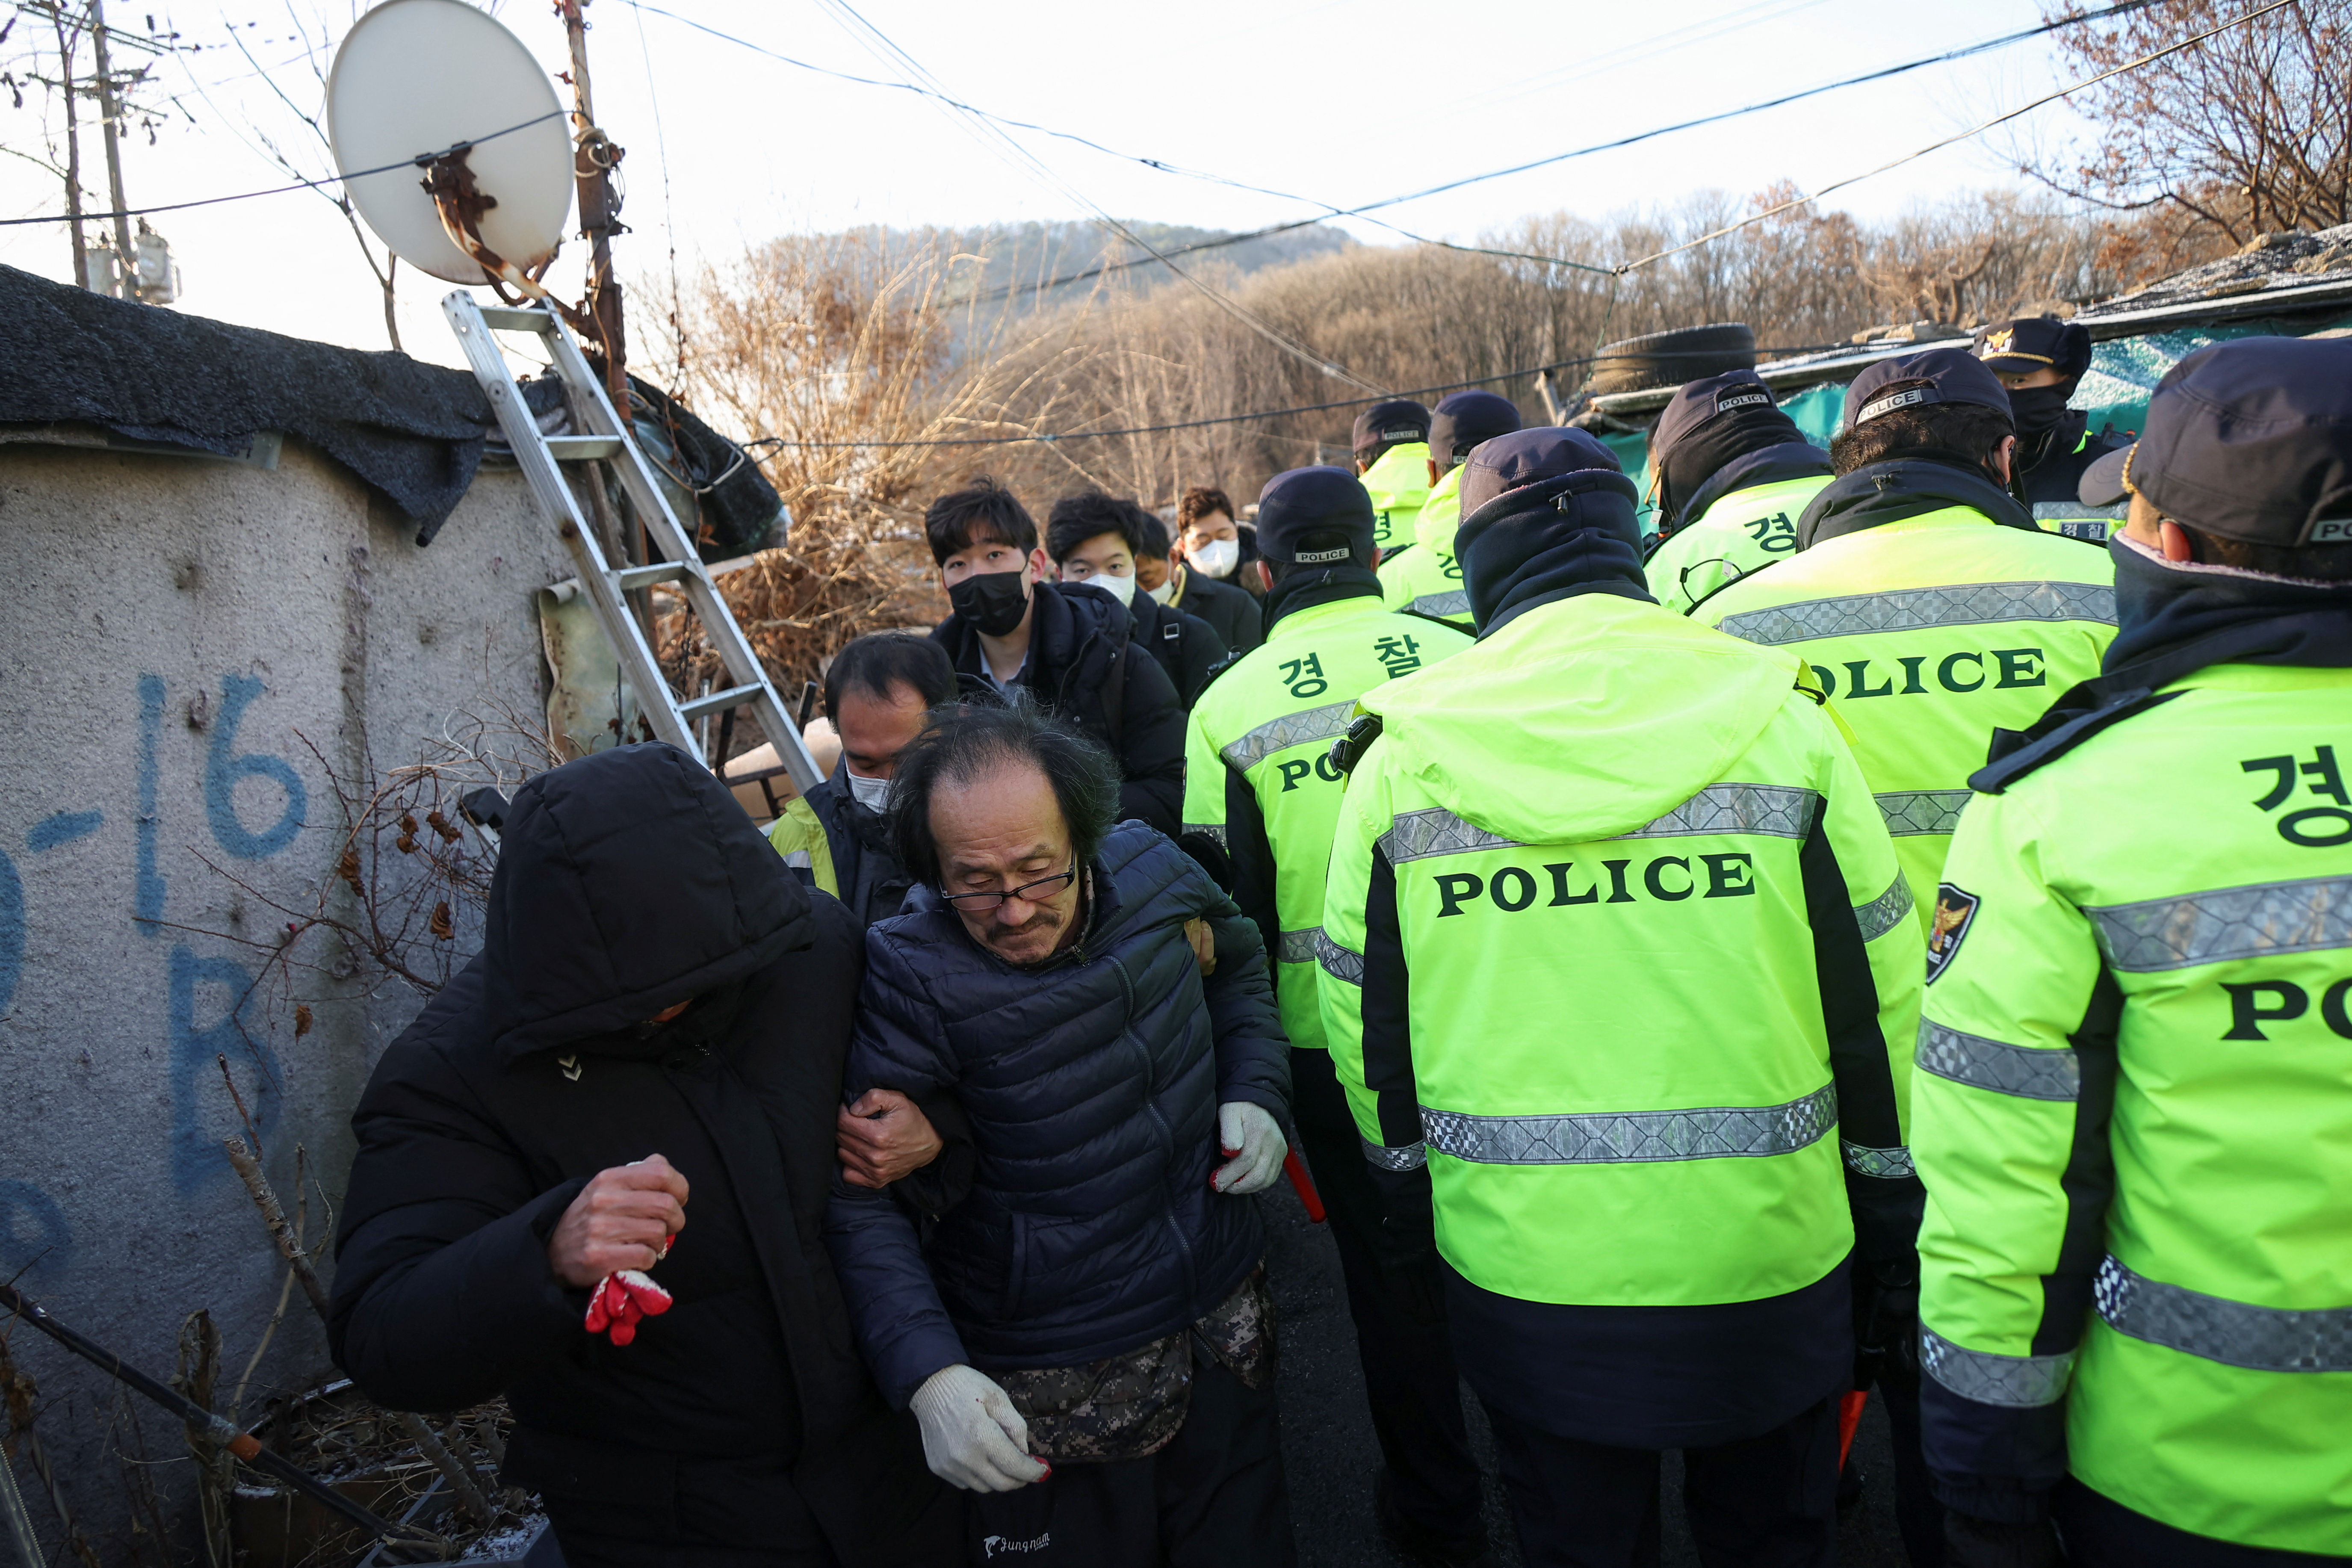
left=2031, top=0, right=2352, bottom=247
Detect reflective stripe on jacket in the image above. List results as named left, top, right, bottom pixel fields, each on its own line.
left=1646, top=473, right=1834, bottom=616
left=1184, top=593, right=1472, bottom=1051
left=1914, top=661, right=2352, bottom=1555
left=1696, top=507, right=2116, bottom=933
left=1318, top=593, right=1924, bottom=1308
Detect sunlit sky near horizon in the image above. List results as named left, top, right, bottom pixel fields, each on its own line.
left=1, top=0, right=2103, bottom=371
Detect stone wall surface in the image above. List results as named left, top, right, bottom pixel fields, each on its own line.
left=0, top=435, right=564, bottom=1533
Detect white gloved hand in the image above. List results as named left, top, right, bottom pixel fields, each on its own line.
left=910, top=1364, right=1050, bottom=1491
left=1211, top=1101, right=1286, bottom=1195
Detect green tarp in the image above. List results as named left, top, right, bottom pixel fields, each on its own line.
left=1598, top=315, right=2352, bottom=537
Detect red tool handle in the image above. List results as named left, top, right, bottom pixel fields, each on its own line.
left=1284, top=1149, right=1326, bottom=1223
left=1838, top=1388, right=1869, bottom=1467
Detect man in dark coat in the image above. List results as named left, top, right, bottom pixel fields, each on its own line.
left=825, top=706, right=1297, bottom=1566
left=1043, top=488, right=1228, bottom=706
left=765, top=632, right=958, bottom=927
left=1137, top=508, right=1262, bottom=657
left=924, top=478, right=1187, bottom=836
left=330, top=744, right=959, bottom=1567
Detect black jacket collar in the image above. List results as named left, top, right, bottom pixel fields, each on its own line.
left=1797, top=457, right=2038, bottom=548
left=1262, top=564, right=1383, bottom=635
left=1978, top=537, right=2352, bottom=790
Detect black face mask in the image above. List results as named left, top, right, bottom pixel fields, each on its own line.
left=2005, top=384, right=2073, bottom=439
left=948, top=567, right=1032, bottom=637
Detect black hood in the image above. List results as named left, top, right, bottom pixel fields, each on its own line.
left=1457, top=469, right=1652, bottom=635
left=480, top=743, right=813, bottom=1061
left=1975, top=537, right=2352, bottom=791
left=1678, top=440, right=1833, bottom=530
left=1262, top=562, right=1383, bottom=634
left=1797, top=457, right=2038, bottom=548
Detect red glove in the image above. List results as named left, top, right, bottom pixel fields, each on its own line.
left=584, top=1233, right=674, bottom=1346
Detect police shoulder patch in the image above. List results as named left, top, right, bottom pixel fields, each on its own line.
left=1926, top=884, right=1979, bottom=982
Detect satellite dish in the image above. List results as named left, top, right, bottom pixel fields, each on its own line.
left=326, top=0, right=573, bottom=286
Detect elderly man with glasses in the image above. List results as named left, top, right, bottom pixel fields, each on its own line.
left=824, top=702, right=1298, bottom=1567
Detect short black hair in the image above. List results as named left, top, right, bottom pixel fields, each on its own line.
left=889, top=700, right=1123, bottom=890
left=1132, top=508, right=1174, bottom=561
left=1830, top=403, right=2013, bottom=477
left=1045, top=490, right=1143, bottom=564
left=925, top=477, right=1038, bottom=565
left=823, top=632, right=957, bottom=723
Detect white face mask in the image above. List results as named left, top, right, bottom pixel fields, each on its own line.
left=1070, top=569, right=1136, bottom=606
left=1146, top=580, right=1176, bottom=605
left=1190, top=537, right=1240, bottom=579
left=845, top=769, right=891, bottom=812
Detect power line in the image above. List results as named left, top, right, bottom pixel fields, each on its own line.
left=803, top=0, right=1391, bottom=395
left=0, top=105, right=567, bottom=225
left=740, top=343, right=1856, bottom=450
left=950, top=0, right=2169, bottom=304
left=1613, top=0, right=2299, bottom=275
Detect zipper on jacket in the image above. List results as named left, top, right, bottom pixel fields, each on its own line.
left=1110, top=954, right=1199, bottom=1299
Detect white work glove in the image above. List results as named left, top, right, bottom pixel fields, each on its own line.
left=910, top=1364, right=1050, bottom=1491
left=1212, top=1101, right=1286, bottom=1195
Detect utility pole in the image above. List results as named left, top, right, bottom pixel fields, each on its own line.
left=45, top=2, right=88, bottom=289
left=88, top=0, right=134, bottom=267
left=557, top=0, right=628, bottom=404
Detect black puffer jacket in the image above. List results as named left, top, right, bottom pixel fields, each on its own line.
left=824, top=823, right=1291, bottom=1407
left=329, top=744, right=950, bottom=1562
left=1062, top=581, right=1229, bottom=707
left=933, top=582, right=1187, bottom=835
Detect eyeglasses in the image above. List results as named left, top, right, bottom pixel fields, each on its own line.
left=942, top=860, right=1078, bottom=912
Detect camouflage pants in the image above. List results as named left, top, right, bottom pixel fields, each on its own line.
left=992, top=1264, right=1276, bottom=1464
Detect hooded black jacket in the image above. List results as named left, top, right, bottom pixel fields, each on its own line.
left=328, top=744, right=951, bottom=1562
left=933, top=581, right=1187, bottom=835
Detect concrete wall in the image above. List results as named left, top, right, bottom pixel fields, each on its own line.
left=0, top=435, right=567, bottom=1538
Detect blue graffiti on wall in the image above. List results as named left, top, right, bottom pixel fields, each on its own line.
left=170, top=945, right=280, bottom=1193
left=136, top=672, right=166, bottom=936
left=27, top=810, right=102, bottom=853
left=0, top=849, right=19, bottom=1022
left=0, top=1181, right=74, bottom=1281
left=205, top=673, right=307, bottom=860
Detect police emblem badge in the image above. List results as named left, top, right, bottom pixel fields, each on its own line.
left=1926, top=884, right=1979, bottom=982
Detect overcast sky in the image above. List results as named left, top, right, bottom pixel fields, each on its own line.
left=1, top=0, right=2096, bottom=371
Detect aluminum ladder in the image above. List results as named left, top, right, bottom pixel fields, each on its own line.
left=443, top=292, right=823, bottom=794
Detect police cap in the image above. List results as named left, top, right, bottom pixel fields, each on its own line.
left=1254, top=466, right=1377, bottom=564
left=1841, top=348, right=2014, bottom=434
left=1459, top=427, right=1623, bottom=519
left=1652, top=369, right=1793, bottom=461
left=1428, top=390, right=1524, bottom=467
left=1351, top=398, right=1431, bottom=457
left=1974, top=316, right=2093, bottom=381
left=2115, top=337, right=2352, bottom=547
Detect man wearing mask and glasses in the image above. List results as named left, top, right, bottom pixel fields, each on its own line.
left=926, top=477, right=1188, bottom=837
left=1974, top=316, right=2133, bottom=542
left=824, top=705, right=1297, bottom=1565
